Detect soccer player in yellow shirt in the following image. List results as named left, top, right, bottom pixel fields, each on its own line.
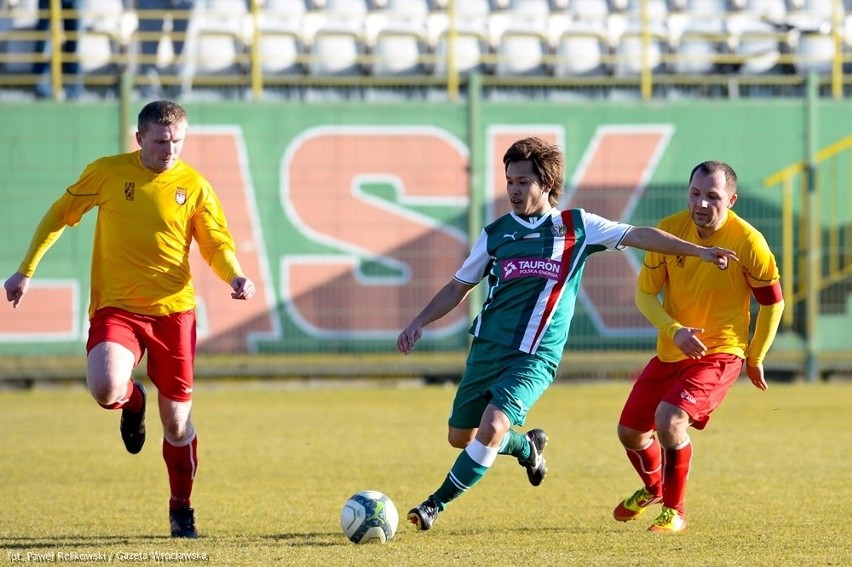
left=3, top=100, right=256, bottom=538
left=613, top=160, right=784, bottom=533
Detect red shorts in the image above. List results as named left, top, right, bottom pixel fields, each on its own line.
left=619, top=353, right=743, bottom=432
left=87, top=307, right=197, bottom=402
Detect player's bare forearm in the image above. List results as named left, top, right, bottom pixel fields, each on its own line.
left=623, top=227, right=738, bottom=268
left=397, top=279, right=474, bottom=355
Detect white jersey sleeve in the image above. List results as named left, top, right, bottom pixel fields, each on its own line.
left=454, top=229, right=490, bottom=285
left=578, top=209, right=633, bottom=250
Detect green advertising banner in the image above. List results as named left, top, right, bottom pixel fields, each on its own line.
left=0, top=99, right=849, bottom=360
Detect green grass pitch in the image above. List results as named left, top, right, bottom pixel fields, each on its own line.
left=1, top=379, right=850, bottom=566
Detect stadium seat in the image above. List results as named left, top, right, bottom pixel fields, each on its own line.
left=308, top=26, right=366, bottom=75
left=618, top=0, right=669, bottom=19
left=421, top=0, right=491, bottom=51
left=612, top=22, right=668, bottom=76
left=258, top=29, right=305, bottom=75
left=671, top=20, right=727, bottom=74
left=728, top=16, right=787, bottom=74
left=379, top=0, right=431, bottom=18
left=553, top=24, right=609, bottom=76
left=258, top=0, right=306, bottom=73
left=794, top=30, right=836, bottom=74
left=431, top=28, right=490, bottom=76
left=264, top=0, right=307, bottom=13
left=77, top=33, right=116, bottom=76
left=502, top=0, right=552, bottom=18
left=572, top=0, right=609, bottom=21
left=738, top=0, right=787, bottom=22
left=305, top=0, right=369, bottom=45
left=78, top=0, right=137, bottom=75
left=186, top=32, right=246, bottom=75
left=180, top=0, right=253, bottom=94
left=490, top=0, right=551, bottom=41
left=846, top=13, right=852, bottom=48
left=451, top=0, right=491, bottom=18
left=311, top=0, right=369, bottom=17
left=370, top=26, right=427, bottom=75
left=0, top=0, right=39, bottom=74
left=82, top=0, right=138, bottom=41
left=494, top=28, right=550, bottom=76
left=787, top=0, right=837, bottom=31
left=676, top=0, right=728, bottom=15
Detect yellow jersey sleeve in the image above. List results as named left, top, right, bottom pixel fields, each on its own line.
left=20, top=151, right=243, bottom=317
left=192, top=187, right=243, bottom=284
left=637, top=210, right=780, bottom=363
left=18, top=163, right=103, bottom=277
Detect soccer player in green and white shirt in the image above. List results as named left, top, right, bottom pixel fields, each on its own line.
left=398, top=137, right=738, bottom=531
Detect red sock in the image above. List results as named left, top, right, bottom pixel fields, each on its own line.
left=626, top=437, right=663, bottom=497
left=163, top=433, right=198, bottom=510
left=662, top=439, right=693, bottom=516
left=98, top=380, right=141, bottom=411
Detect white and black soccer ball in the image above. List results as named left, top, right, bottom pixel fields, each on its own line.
left=340, top=490, right=399, bottom=544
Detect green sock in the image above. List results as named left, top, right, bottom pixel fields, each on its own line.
left=499, top=429, right=530, bottom=461
left=433, top=441, right=496, bottom=507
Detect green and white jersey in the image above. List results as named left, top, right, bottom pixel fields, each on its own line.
left=455, top=208, right=632, bottom=363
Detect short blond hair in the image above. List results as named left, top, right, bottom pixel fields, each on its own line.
left=137, top=100, right=188, bottom=134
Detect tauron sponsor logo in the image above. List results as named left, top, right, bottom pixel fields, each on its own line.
left=501, top=258, right=561, bottom=281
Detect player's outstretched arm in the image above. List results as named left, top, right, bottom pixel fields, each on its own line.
left=623, top=227, right=738, bottom=269
left=230, top=276, right=255, bottom=300
left=397, top=279, right=475, bottom=355
left=4, top=272, right=30, bottom=309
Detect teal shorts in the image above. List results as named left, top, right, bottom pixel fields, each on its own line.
left=449, top=338, right=558, bottom=430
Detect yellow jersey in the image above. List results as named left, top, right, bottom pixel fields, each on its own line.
left=19, top=151, right=243, bottom=317
left=638, top=209, right=780, bottom=362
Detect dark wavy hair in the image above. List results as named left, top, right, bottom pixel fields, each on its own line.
left=502, top=137, right=565, bottom=206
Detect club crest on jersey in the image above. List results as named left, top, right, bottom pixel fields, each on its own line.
left=501, top=257, right=561, bottom=281
left=551, top=224, right=567, bottom=236
left=175, top=187, right=187, bottom=205
left=124, top=182, right=135, bottom=201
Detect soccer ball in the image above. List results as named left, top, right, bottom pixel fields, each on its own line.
left=340, top=490, right=399, bottom=544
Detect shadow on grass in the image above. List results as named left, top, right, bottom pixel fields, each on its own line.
left=261, top=532, right=342, bottom=547
left=1, top=533, right=350, bottom=550
left=0, top=535, right=168, bottom=550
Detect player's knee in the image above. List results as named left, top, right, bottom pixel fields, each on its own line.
left=655, top=405, right=688, bottom=433
left=163, top=420, right=194, bottom=445
left=447, top=428, right=474, bottom=448
left=87, top=379, right=124, bottom=406
left=617, top=423, right=647, bottom=448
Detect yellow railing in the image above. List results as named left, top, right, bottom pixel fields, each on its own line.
left=763, top=135, right=852, bottom=328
